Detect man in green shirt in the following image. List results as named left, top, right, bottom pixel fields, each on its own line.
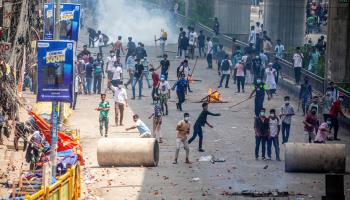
left=96, top=94, right=110, bottom=137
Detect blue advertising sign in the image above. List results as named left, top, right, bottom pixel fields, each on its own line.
left=37, top=40, right=75, bottom=102
left=43, top=3, right=55, bottom=40
left=60, top=3, right=81, bottom=42
left=43, top=3, right=81, bottom=42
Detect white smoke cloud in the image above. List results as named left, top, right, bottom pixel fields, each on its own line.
left=97, top=0, right=177, bottom=45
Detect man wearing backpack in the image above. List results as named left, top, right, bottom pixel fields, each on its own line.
left=218, top=54, right=232, bottom=88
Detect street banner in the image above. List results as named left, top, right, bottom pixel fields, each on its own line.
left=60, top=3, right=81, bottom=42
left=43, top=3, right=55, bottom=40
left=37, top=40, right=74, bottom=102
left=43, top=3, right=81, bottom=41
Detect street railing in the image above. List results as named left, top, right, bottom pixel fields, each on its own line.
left=175, top=13, right=350, bottom=113
left=25, top=164, right=81, bottom=200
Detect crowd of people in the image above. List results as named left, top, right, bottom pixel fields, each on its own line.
left=69, top=15, right=347, bottom=164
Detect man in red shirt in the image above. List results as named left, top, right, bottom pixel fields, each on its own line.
left=329, top=93, right=345, bottom=140
left=303, top=106, right=319, bottom=143
left=150, top=67, right=160, bottom=104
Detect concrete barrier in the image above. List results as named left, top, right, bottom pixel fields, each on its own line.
left=285, top=143, right=346, bottom=173
left=97, top=138, right=159, bottom=167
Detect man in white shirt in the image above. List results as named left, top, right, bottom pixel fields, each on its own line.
left=293, top=47, right=303, bottom=85
left=248, top=26, right=256, bottom=47
left=274, top=39, right=285, bottom=59
left=157, top=75, right=171, bottom=115
left=111, top=62, right=123, bottom=87
left=188, top=27, right=198, bottom=59
left=96, top=30, right=104, bottom=55
left=109, top=84, right=128, bottom=126
left=126, top=114, right=152, bottom=138
left=106, top=50, right=117, bottom=81
left=206, top=37, right=213, bottom=69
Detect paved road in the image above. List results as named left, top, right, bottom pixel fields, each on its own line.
left=70, top=42, right=350, bottom=200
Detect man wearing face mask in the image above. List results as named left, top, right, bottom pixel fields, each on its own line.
left=299, top=77, right=313, bottom=115
left=249, top=77, right=270, bottom=117
left=106, top=50, right=117, bottom=81
left=254, top=108, right=270, bottom=160
left=267, top=109, right=281, bottom=161
left=280, top=96, right=295, bottom=144
left=157, top=75, right=171, bottom=115
left=173, top=113, right=191, bottom=164
left=328, top=93, right=345, bottom=140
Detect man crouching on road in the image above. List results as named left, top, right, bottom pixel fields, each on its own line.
left=126, top=114, right=152, bottom=138
left=173, top=113, right=191, bottom=164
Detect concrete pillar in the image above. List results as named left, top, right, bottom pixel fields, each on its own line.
left=214, top=0, right=251, bottom=41
left=264, top=0, right=306, bottom=48
left=326, top=1, right=350, bottom=83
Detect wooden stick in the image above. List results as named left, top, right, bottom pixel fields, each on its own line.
left=229, top=96, right=255, bottom=109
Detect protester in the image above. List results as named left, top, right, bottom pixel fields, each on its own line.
left=293, top=47, right=303, bottom=85
left=265, top=63, right=277, bottom=97
left=206, top=37, right=213, bottom=69
left=177, top=27, right=184, bottom=57
left=314, top=122, right=329, bottom=143
left=299, top=77, right=313, bottom=116
left=85, top=57, right=94, bottom=95
left=216, top=44, right=225, bottom=75
left=109, top=84, right=128, bottom=126
left=173, top=113, right=191, bottom=164
left=113, top=36, right=124, bottom=57
left=308, top=96, right=321, bottom=120
left=96, top=30, right=104, bottom=55
left=177, top=59, right=192, bottom=92
left=158, top=75, right=171, bottom=115
left=272, top=57, right=281, bottom=85
left=93, top=54, right=105, bottom=94
left=148, top=96, right=163, bottom=143
left=150, top=67, right=160, bottom=104
left=218, top=54, right=232, bottom=88
left=141, top=58, right=152, bottom=89
left=132, top=58, right=144, bottom=100
left=248, top=26, right=256, bottom=47
left=231, top=47, right=243, bottom=84
left=172, top=74, right=188, bottom=111
left=329, top=81, right=338, bottom=102
left=308, top=47, right=320, bottom=73
left=125, top=37, right=136, bottom=64
left=250, top=77, right=270, bottom=117
left=198, top=30, right=206, bottom=58
left=322, top=87, right=334, bottom=123
left=106, top=50, right=117, bottom=81
left=274, top=39, right=285, bottom=59
left=280, top=96, right=295, bottom=144
left=78, top=45, right=91, bottom=63
left=188, top=27, right=198, bottom=59
left=252, top=53, right=263, bottom=83
left=213, top=17, right=220, bottom=35
left=96, top=94, right=110, bottom=137
left=180, top=31, right=189, bottom=58
left=72, top=72, right=82, bottom=110
left=159, top=54, right=170, bottom=80
left=267, top=109, right=281, bottom=161
left=235, top=59, right=245, bottom=93
left=303, top=106, right=319, bottom=143
left=157, top=29, right=167, bottom=57
left=254, top=108, right=270, bottom=160
left=188, top=103, right=221, bottom=152
left=328, top=93, right=345, bottom=140
left=124, top=54, right=136, bottom=89
left=126, top=114, right=152, bottom=138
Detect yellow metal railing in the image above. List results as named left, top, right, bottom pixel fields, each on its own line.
left=25, top=164, right=81, bottom=200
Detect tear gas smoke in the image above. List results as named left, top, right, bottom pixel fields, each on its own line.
left=97, top=0, right=177, bottom=45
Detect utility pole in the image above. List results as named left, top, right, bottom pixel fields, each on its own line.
left=50, top=0, right=61, bottom=180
